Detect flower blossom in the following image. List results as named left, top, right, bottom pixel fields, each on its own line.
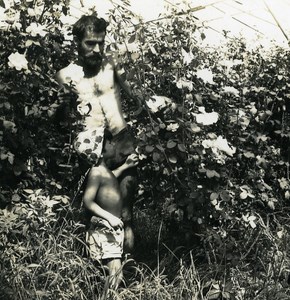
left=176, top=78, right=193, bottom=91
left=193, top=107, right=219, bottom=126
left=202, top=136, right=236, bottom=157
left=8, top=52, right=28, bottom=70
left=0, top=8, right=21, bottom=30
left=181, top=48, right=194, bottom=65
left=26, top=22, right=47, bottom=37
left=146, top=95, right=172, bottom=113
left=196, top=68, right=215, bottom=84
left=166, top=123, right=179, bottom=132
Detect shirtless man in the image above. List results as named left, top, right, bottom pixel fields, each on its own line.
left=56, top=15, right=139, bottom=253
left=82, top=129, right=138, bottom=288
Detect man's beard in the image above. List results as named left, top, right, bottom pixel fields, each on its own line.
left=82, top=54, right=103, bottom=70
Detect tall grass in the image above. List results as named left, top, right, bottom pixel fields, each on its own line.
left=1, top=199, right=290, bottom=299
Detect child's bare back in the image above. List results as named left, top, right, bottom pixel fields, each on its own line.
left=93, top=164, right=122, bottom=217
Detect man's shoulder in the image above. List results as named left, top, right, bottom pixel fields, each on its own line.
left=56, top=63, right=84, bottom=84
left=104, top=53, right=121, bottom=70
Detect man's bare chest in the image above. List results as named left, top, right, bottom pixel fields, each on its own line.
left=75, top=69, right=116, bottom=97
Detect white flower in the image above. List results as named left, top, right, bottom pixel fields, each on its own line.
left=214, top=136, right=236, bottom=157
left=146, top=99, right=160, bottom=113
left=166, top=123, right=179, bottom=132
left=181, top=48, right=194, bottom=65
left=202, top=135, right=236, bottom=157
left=27, top=3, right=43, bottom=18
left=196, top=68, right=215, bottom=84
left=3, top=9, right=20, bottom=23
left=0, top=8, right=21, bottom=30
left=193, top=107, right=219, bottom=126
left=60, top=15, right=77, bottom=27
left=8, top=52, right=28, bottom=70
left=146, top=95, right=172, bottom=113
left=26, top=22, right=47, bottom=37
left=176, top=78, right=193, bottom=91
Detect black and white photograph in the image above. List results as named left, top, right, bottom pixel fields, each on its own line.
left=0, top=0, right=290, bottom=299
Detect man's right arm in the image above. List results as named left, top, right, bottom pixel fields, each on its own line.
left=52, top=69, right=77, bottom=123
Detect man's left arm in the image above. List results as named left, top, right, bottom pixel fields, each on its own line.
left=114, top=67, right=143, bottom=114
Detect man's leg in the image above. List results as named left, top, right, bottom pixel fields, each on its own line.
left=103, top=128, right=137, bottom=253
left=118, top=167, right=137, bottom=253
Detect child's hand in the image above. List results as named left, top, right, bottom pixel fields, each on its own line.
left=108, top=215, right=124, bottom=230
left=125, top=153, right=139, bottom=168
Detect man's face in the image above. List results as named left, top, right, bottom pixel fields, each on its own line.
left=78, top=27, right=106, bottom=69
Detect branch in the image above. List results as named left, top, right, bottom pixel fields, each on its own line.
left=263, top=0, right=289, bottom=42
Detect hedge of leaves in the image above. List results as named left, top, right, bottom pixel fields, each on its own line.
left=113, top=5, right=290, bottom=228
left=109, top=4, right=290, bottom=296
left=1, top=1, right=290, bottom=299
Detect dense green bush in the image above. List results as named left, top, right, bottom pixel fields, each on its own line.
left=1, top=1, right=290, bottom=299
left=108, top=4, right=290, bottom=297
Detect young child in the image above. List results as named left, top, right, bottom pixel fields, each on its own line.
left=78, top=128, right=138, bottom=289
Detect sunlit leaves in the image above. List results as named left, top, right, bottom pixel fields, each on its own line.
left=168, top=155, right=177, bottom=164
left=0, top=151, right=14, bottom=164
left=206, top=169, right=220, bottom=178
left=221, top=86, right=240, bottom=97
left=166, top=140, right=177, bottom=149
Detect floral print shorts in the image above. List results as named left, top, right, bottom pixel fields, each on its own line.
left=73, top=126, right=105, bottom=165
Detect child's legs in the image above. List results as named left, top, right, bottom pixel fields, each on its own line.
left=105, top=258, right=123, bottom=288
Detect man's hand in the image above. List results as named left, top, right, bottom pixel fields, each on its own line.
left=57, top=82, right=78, bottom=104
left=107, top=215, right=124, bottom=230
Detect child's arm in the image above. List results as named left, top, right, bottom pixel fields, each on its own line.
left=83, top=168, right=123, bottom=229
left=112, top=153, right=139, bottom=178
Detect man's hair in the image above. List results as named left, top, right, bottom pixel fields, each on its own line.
left=72, top=15, right=108, bottom=40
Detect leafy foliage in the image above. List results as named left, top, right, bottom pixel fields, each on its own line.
left=0, top=1, right=290, bottom=299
